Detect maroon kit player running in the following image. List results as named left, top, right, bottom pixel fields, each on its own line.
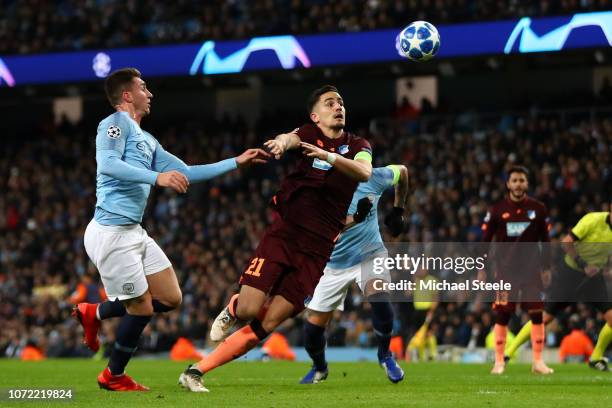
left=178, top=85, right=373, bottom=392
left=480, top=166, right=554, bottom=375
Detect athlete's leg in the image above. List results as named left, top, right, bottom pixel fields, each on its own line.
left=590, top=308, right=612, bottom=370
left=234, top=285, right=268, bottom=321
left=194, top=295, right=294, bottom=375
left=146, top=266, right=182, bottom=311
left=527, top=308, right=553, bottom=374
left=491, top=299, right=513, bottom=375
left=98, top=291, right=153, bottom=391
left=303, top=309, right=333, bottom=377
left=365, top=280, right=404, bottom=383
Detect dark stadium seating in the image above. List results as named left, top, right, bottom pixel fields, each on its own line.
left=1, top=108, right=610, bottom=357
left=0, top=0, right=606, bottom=55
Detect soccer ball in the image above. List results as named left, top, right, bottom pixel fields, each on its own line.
left=398, top=21, right=440, bottom=62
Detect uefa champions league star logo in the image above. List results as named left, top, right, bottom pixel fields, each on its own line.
left=189, top=35, right=311, bottom=75
left=0, top=57, right=15, bottom=87
left=504, top=11, right=612, bottom=54
left=92, top=52, right=112, bottom=78
left=107, top=126, right=121, bottom=139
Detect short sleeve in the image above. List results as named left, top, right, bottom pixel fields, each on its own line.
left=571, top=213, right=595, bottom=241
left=96, top=113, right=130, bottom=154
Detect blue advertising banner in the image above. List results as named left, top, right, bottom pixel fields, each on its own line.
left=0, top=11, right=610, bottom=87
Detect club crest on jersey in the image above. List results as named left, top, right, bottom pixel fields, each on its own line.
left=484, top=212, right=491, bottom=222
left=107, top=125, right=121, bottom=139
left=312, top=158, right=332, bottom=171
left=506, top=222, right=530, bottom=237
left=338, top=144, right=349, bottom=155
left=528, top=210, right=536, bottom=220
left=502, top=212, right=510, bottom=220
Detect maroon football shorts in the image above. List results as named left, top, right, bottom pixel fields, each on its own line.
left=239, top=218, right=332, bottom=314
left=492, top=280, right=544, bottom=313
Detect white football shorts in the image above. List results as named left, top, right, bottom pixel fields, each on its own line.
left=307, top=256, right=391, bottom=312
left=83, top=219, right=172, bottom=300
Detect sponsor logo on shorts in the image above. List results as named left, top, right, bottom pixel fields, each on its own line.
left=122, top=283, right=135, bottom=295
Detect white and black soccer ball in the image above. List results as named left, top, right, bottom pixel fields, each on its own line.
left=398, top=21, right=441, bottom=62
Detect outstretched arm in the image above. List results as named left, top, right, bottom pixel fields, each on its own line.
left=97, top=149, right=159, bottom=185
left=263, top=132, right=301, bottom=159
left=152, top=143, right=269, bottom=183
left=300, top=142, right=372, bottom=182
left=97, top=150, right=189, bottom=193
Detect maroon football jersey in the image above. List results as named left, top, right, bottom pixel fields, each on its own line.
left=272, top=123, right=372, bottom=256
left=482, top=196, right=551, bottom=280
left=481, top=196, right=550, bottom=243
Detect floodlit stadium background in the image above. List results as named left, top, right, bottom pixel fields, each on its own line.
left=1, top=1, right=611, bottom=365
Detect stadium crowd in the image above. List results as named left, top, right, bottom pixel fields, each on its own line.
left=1, top=0, right=608, bottom=55
left=0, top=105, right=610, bottom=359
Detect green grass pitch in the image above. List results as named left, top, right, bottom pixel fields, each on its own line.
left=0, top=359, right=609, bottom=407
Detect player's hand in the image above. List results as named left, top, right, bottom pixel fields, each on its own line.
left=584, top=265, right=600, bottom=277
left=541, top=269, right=552, bottom=288
left=384, top=207, right=406, bottom=237
left=299, top=142, right=328, bottom=161
left=263, top=139, right=286, bottom=160
left=156, top=170, right=189, bottom=193
left=353, top=197, right=373, bottom=223
left=236, top=148, right=270, bottom=167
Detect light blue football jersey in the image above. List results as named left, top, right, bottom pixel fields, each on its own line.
left=94, top=112, right=159, bottom=225
left=327, top=166, right=399, bottom=269
left=93, top=111, right=238, bottom=226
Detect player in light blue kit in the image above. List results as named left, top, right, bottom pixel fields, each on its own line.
left=74, top=68, right=269, bottom=391
left=300, top=164, right=409, bottom=384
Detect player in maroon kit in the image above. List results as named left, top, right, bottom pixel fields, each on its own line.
left=178, top=85, right=373, bottom=392
left=480, top=166, right=554, bottom=375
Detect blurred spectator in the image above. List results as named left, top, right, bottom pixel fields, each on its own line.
left=1, top=107, right=611, bottom=357
left=0, top=0, right=606, bottom=55
left=559, top=314, right=594, bottom=363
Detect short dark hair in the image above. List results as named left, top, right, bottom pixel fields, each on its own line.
left=104, top=68, right=141, bottom=107
left=507, top=165, right=529, bottom=180
left=307, top=85, right=339, bottom=113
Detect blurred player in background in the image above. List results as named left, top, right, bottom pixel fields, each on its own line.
left=505, top=205, right=612, bottom=371
left=179, top=85, right=373, bottom=392
left=75, top=68, right=268, bottom=391
left=405, top=267, right=438, bottom=361
left=480, top=166, right=554, bottom=375
left=300, top=164, right=409, bottom=384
